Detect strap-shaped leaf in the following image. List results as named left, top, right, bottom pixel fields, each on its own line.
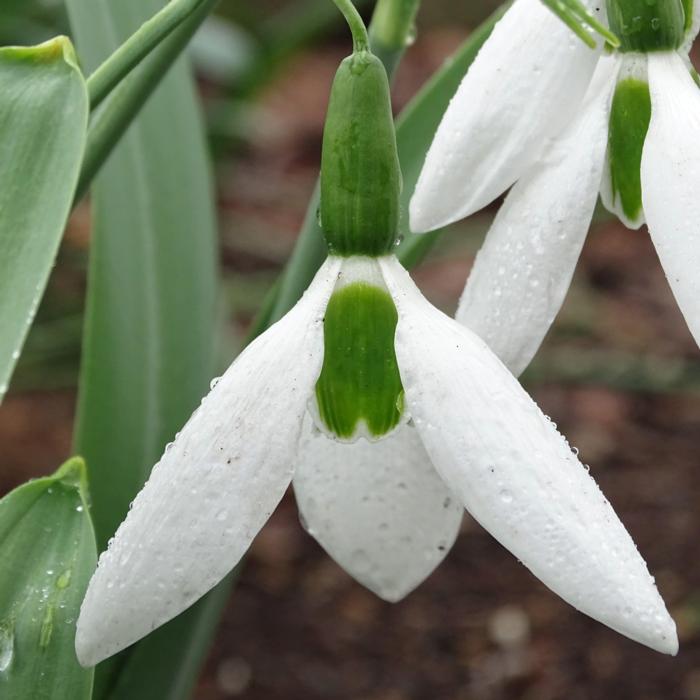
left=0, top=37, right=88, bottom=400
left=65, top=0, right=219, bottom=553
left=0, top=458, right=97, bottom=700
left=64, top=2, right=222, bottom=698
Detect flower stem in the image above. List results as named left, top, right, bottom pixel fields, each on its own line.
left=370, top=0, right=420, bottom=69
left=87, top=0, right=207, bottom=110
left=332, top=0, right=370, bottom=52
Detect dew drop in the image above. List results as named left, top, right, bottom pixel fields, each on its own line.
left=56, top=570, right=72, bottom=590
left=499, top=489, right=513, bottom=504
left=404, top=23, right=417, bottom=47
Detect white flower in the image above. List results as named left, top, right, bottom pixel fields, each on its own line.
left=76, top=253, right=677, bottom=666
left=410, top=0, right=700, bottom=375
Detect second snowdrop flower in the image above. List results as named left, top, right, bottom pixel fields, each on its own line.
left=412, top=0, right=700, bottom=374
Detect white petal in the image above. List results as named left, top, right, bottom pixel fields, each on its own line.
left=380, top=256, right=677, bottom=655
left=456, top=58, right=618, bottom=376
left=75, top=257, right=341, bottom=666
left=642, top=51, right=700, bottom=347
left=293, top=417, right=462, bottom=602
left=409, top=0, right=601, bottom=232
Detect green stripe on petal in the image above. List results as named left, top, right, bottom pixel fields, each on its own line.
left=315, top=282, right=404, bottom=440
left=608, top=78, right=651, bottom=223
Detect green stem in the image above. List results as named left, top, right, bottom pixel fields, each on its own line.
left=75, top=0, right=218, bottom=200
left=369, top=0, right=420, bottom=75
left=87, top=0, right=207, bottom=110
left=332, top=0, right=370, bottom=52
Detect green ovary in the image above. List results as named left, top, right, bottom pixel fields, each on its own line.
left=315, top=282, right=404, bottom=440
left=606, top=0, right=686, bottom=52
left=608, top=79, right=652, bottom=223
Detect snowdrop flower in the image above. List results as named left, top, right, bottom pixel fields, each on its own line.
left=411, top=0, right=700, bottom=375
left=76, top=9, right=677, bottom=666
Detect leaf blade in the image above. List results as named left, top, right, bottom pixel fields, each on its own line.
left=0, top=37, right=88, bottom=399
left=65, top=2, right=223, bottom=698
left=0, top=458, right=97, bottom=700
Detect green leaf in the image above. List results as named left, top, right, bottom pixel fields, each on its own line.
left=65, top=1, right=223, bottom=697
left=65, top=0, right=218, bottom=558
left=265, top=4, right=507, bottom=328
left=0, top=37, right=88, bottom=400
left=0, top=457, right=97, bottom=700
left=86, top=0, right=209, bottom=109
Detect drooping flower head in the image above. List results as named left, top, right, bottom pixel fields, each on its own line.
left=411, top=0, right=700, bottom=374
left=75, top=1, right=678, bottom=666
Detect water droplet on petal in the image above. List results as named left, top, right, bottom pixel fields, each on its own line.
left=499, top=489, right=513, bottom=504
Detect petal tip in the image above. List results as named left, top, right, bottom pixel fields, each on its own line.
left=651, top=616, right=679, bottom=656
left=75, top=616, right=107, bottom=668
left=408, top=192, right=438, bottom=234
left=611, top=603, right=678, bottom=655
left=408, top=193, right=458, bottom=234
left=374, top=585, right=411, bottom=604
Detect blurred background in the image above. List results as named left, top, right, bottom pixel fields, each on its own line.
left=1, top=1, right=700, bottom=698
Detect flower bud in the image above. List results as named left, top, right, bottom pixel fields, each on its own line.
left=606, top=0, right=686, bottom=52
left=320, top=50, right=402, bottom=256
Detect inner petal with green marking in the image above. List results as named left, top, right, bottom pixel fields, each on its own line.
left=608, top=77, right=652, bottom=224
left=314, top=269, right=405, bottom=442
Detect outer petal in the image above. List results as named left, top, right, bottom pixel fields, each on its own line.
left=456, top=58, right=618, bottom=376
left=76, top=257, right=341, bottom=666
left=642, top=51, right=700, bottom=347
left=380, top=257, right=677, bottom=655
left=409, top=0, right=601, bottom=232
left=293, top=417, right=463, bottom=602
